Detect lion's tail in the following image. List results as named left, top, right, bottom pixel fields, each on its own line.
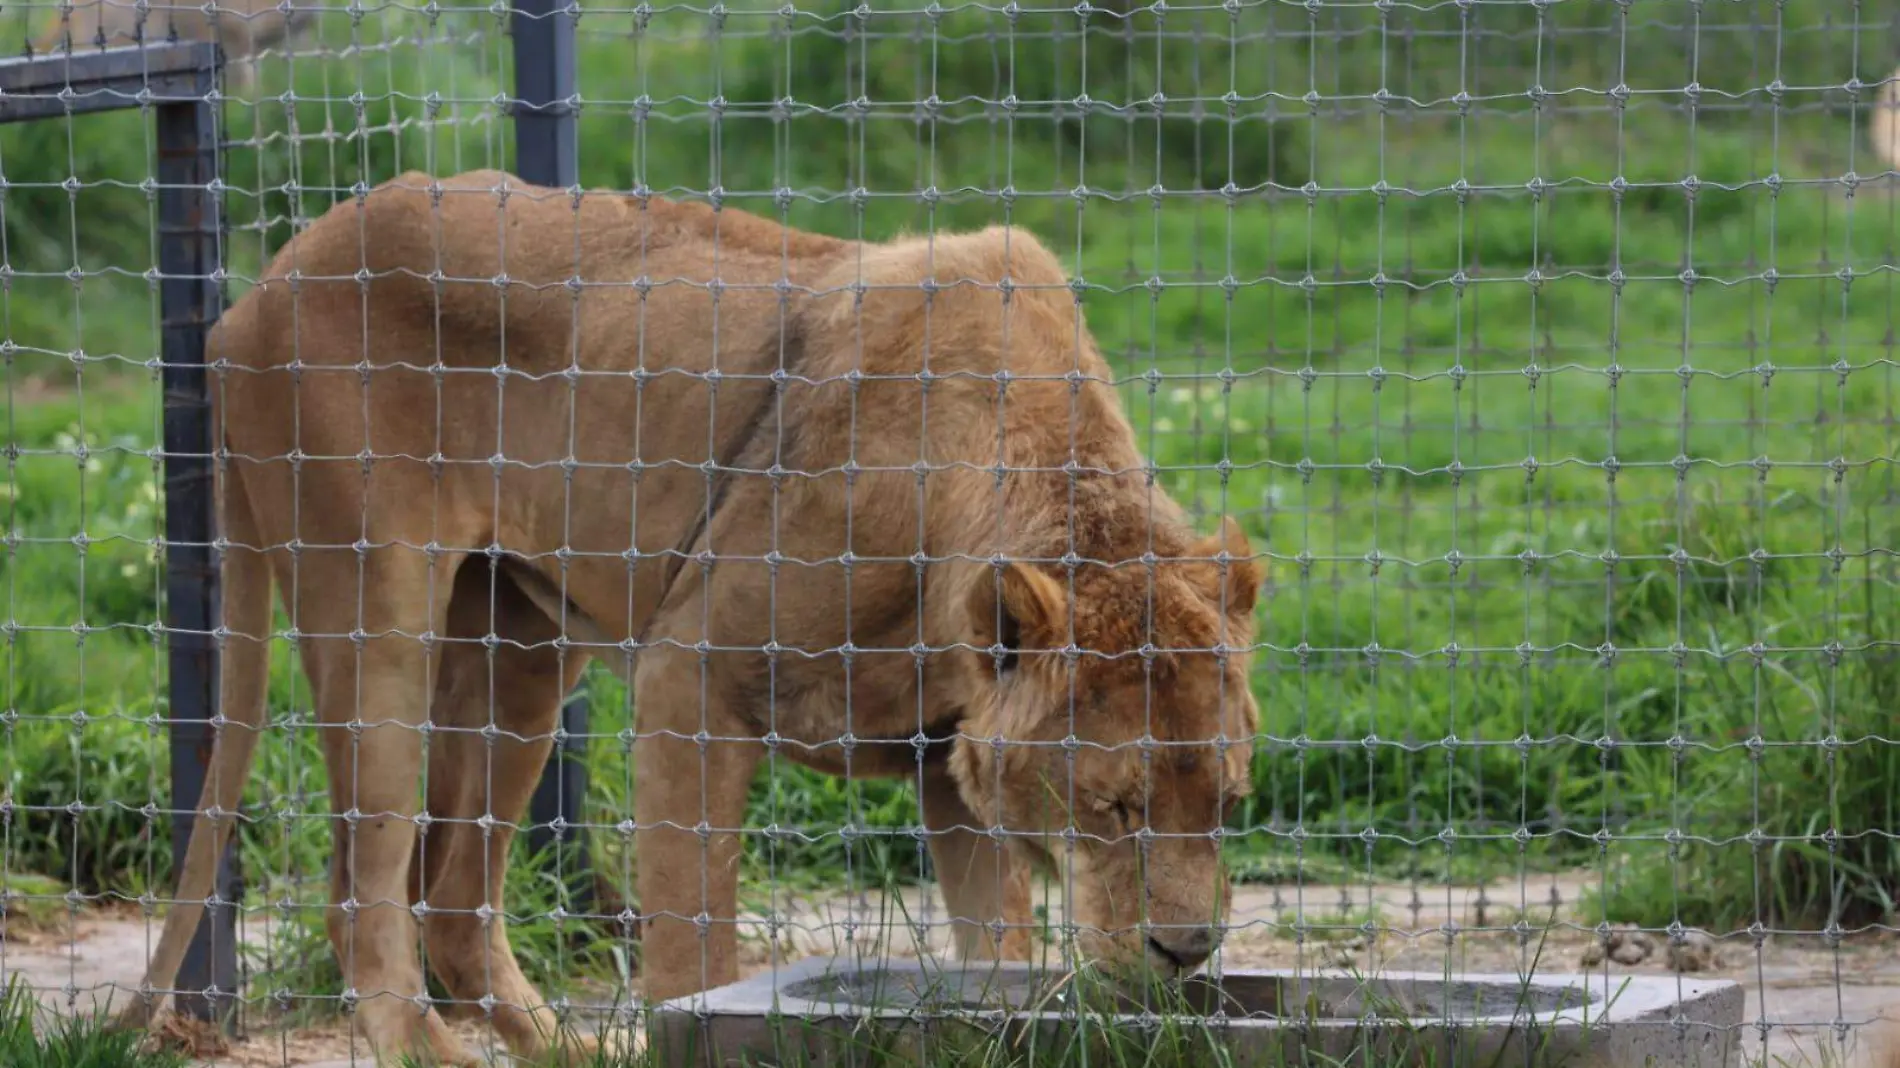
left=114, top=351, right=274, bottom=1031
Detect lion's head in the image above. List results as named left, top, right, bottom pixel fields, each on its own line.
left=950, top=514, right=1261, bottom=979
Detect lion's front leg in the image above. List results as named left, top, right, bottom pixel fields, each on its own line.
left=633, top=644, right=764, bottom=1005
left=921, top=761, right=1034, bottom=963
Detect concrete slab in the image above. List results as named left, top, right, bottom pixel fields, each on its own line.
left=653, top=955, right=1747, bottom=1068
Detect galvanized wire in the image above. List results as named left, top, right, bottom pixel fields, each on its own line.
left=0, top=1, right=1898, bottom=1066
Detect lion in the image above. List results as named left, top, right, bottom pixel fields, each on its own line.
left=114, top=169, right=1263, bottom=1065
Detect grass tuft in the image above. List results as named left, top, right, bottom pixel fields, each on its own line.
left=0, top=978, right=188, bottom=1068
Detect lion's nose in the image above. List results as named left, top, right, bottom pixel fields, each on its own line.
left=1146, top=925, right=1221, bottom=971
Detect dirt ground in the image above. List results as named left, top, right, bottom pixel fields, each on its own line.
left=5, top=873, right=1897, bottom=1067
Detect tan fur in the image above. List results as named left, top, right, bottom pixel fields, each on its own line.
left=1866, top=1009, right=1900, bottom=1068
left=1846, top=73, right=1897, bottom=1063
left=1877, top=67, right=1900, bottom=178
left=117, top=170, right=1263, bottom=1065
left=32, top=0, right=309, bottom=91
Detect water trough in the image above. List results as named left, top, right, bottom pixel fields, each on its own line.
left=652, top=955, right=1743, bottom=1067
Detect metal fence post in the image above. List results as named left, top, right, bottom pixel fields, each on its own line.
left=511, top=0, right=577, bottom=188
left=509, top=0, right=594, bottom=916
left=155, top=55, right=240, bottom=1028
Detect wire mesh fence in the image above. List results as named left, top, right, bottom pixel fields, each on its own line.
left=0, top=1, right=1898, bottom=1066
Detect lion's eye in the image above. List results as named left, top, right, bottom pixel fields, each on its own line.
left=1111, top=800, right=1136, bottom=828
left=996, top=607, right=1022, bottom=674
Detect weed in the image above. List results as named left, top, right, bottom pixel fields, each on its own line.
left=0, top=976, right=189, bottom=1068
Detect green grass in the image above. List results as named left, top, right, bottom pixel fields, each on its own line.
left=0, top=978, right=188, bottom=1068
left=1, top=0, right=1898, bottom=1026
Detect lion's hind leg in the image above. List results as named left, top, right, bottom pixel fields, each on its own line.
left=413, top=560, right=602, bottom=1063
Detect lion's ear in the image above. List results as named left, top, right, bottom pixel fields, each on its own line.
left=1197, top=517, right=1261, bottom=617
left=1000, top=561, right=1068, bottom=642
left=966, top=560, right=1067, bottom=669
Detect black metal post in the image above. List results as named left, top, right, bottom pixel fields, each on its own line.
left=156, top=57, right=239, bottom=1029
left=509, top=0, right=593, bottom=916
left=511, top=0, right=578, bottom=189
left=528, top=693, right=595, bottom=912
